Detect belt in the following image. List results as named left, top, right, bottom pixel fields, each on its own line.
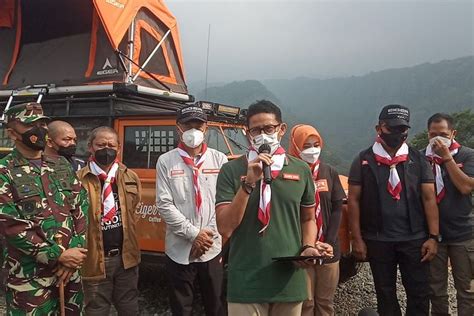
left=105, top=248, right=121, bottom=257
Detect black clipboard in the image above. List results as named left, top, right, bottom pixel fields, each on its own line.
left=272, top=255, right=324, bottom=262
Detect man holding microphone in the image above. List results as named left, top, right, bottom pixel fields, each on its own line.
left=215, top=100, right=332, bottom=316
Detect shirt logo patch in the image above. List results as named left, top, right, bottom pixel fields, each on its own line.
left=282, top=173, right=300, bottom=181
left=316, top=179, right=329, bottom=192
left=171, top=170, right=185, bottom=177
left=202, top=169, right=220, bottom=174
left=362, top=160, right=369, bottom=165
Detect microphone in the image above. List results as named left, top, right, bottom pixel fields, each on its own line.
left=258, top=144, right=273, bottom=184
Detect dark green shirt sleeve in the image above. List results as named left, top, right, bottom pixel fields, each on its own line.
left=216, top=162, right=238, bottom=205
left=300, top=164, right=316, bottom=207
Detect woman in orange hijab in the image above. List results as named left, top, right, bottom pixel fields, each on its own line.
left=288, top=124, right=346, bottom=316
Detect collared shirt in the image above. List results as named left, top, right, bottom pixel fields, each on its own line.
left=348, top=146, right=435, bottom=240
left=156, top=147, right=228, bottom=265
left=215, top=155, right=316, bottom=303
left=422, top=146, right=474, bottom=242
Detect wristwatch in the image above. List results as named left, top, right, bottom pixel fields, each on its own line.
left=429, top=234, right=442, bottom=242
left=241, top=179, right=256, bottom=195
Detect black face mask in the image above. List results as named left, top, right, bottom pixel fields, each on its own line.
left=57, top=145, right=77, bottom=159
left=380, top=131, right=408, bottom=149
left=94, top=148, right=117, bottom=166
left=18, top=126, right=47, bottom=151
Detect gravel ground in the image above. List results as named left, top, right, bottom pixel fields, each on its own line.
left=0, top=262, right=458, bottom=315
left=334, top=263, right=457, bottom=315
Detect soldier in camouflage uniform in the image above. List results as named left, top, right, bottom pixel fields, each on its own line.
left=0, top=103, right=89, bottom=315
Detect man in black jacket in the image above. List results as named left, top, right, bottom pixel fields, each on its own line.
left=348, top=104, right=439, bottom=316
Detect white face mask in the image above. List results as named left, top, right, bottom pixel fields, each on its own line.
left=252, top=131, right=280, bottom=154
left=300, top=146, right=321, bottom=164
left=182, top=128, right=205, bottom=148
left=429, top=136, right=452, bottom=148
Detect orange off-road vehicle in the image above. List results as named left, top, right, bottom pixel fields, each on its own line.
left=0, top=91, right=357, bottom=282
left=0, top=0, right=358, bottom=282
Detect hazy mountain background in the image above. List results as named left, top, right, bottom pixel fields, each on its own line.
left=189, top=56, right=474, bottom=173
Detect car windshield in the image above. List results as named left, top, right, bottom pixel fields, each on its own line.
left=223, top=127, right=248, bottom=155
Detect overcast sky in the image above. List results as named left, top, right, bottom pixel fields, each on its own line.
left=167, top=0, right=474, bottom=84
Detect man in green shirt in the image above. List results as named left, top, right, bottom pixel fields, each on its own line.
left=216, top=100, right=332, bottom=316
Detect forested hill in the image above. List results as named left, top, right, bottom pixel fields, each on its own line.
left=194, top=56, right=474, bottom=173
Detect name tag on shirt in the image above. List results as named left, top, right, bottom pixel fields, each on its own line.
left=316, top=179, right=329, bottom=192
left=282, top=173, right=300, bottom=181
left=202, top=169, right=220, bottom=174
left=171, top=170, right=185, bottom=177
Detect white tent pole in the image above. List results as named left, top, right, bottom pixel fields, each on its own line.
left=127, top=19, right=136, bottom=83
left=132, top=29, right=171, bottom=82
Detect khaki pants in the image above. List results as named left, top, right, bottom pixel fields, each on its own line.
left=83, top=256, right=139, bottom=316
left=429, top=239, right=474, bottom=316
left=228, top=302, right=303, bottom=316
left=302, top=261, right=339, bottom=316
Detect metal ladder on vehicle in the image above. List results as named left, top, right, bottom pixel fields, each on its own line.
left=0, top=84, right=50, bottom=122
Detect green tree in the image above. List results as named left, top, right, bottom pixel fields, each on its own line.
left=410, top=109, right=474, bottom=150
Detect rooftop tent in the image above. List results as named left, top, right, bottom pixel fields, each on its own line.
left=0, top=0, right=188, bottom=96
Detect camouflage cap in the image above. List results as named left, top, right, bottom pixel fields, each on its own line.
left=4, top=102, right=50, bottom=124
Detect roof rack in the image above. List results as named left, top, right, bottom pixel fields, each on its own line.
left=0, top=83, right=193, bottom=103
left=197, top=101, right=246, bottom=124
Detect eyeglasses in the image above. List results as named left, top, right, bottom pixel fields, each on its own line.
left=248, top=124, right=281, bottom=137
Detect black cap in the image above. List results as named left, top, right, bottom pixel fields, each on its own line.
left=379, top=104, right=410, bottom=127
left=177, top=105, right=207, bottom=123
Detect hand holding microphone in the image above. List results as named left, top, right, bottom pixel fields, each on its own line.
left=246, top=144, right=273, bottom=184
left=258, top=144, right=273, bottom=184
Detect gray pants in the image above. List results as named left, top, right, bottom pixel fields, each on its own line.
left=429, top=239, right=474, bottom=316
left=83, top=256, right=139, bottom=316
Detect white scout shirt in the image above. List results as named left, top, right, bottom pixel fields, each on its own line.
left=156, top=146, right=228, bottom=264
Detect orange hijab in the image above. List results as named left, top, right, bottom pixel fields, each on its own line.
left=288, top=124, right=324, bottom=159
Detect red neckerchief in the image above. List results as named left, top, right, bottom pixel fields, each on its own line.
left=372, top=138, right=409, bottom=200
left=177, top=142, right=208, bottom=215
left=89, top=160, right=119, bottom=221
left=247, top=146, right=286, bottom=233
left=426, top=141, right=461, bottom=203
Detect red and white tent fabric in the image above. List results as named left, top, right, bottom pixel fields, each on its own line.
left=0, top=0, right=188, bottom=95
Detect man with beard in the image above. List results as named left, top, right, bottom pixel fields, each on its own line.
left=424, top=113, right=474, bottom=316
left=0, top=102, right=89, bottom=315
left=45, top=120, right=85, bottom=171
left=77, top=126, right=142, bottom=315
left=348, top=104, right=439, bottom=315
left=216, top=100, right=333, bottom=316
